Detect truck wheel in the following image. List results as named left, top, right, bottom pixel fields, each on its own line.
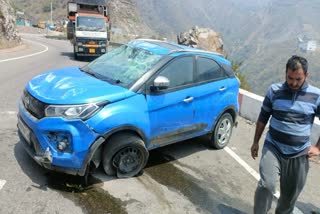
left=210, top=113, right=233, bottom=149
left=73, top=46, right=78, bottom=60
left=102, top=133, right=149, bottom=178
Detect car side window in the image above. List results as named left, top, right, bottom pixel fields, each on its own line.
left=197, top=57, right=226, bottom=82
left=158, top=56, right=194, bottom=89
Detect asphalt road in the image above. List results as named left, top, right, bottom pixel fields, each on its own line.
left=0, top=34, right=319, bottom=214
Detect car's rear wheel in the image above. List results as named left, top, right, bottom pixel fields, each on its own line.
left=102, top=133, right=149, bottom=178
left=210, top=113, right=234, bottom=149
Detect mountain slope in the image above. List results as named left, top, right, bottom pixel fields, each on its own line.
left=0, top=0, right=20, bottom=48
left=133, top=0, right=320, bottom=95
left=11, top=0, right=154, bottom=41
left=237, top=0, right=320, bottom=94
left=10, top=0, right=320, bottom=95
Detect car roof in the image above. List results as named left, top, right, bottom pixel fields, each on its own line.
left=128, top=39, right=231, bottom=66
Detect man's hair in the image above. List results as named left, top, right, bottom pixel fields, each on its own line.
left=286, top=55, right=308, bottom=73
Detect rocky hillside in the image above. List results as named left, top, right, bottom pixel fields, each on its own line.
left=133, top=0, right=320, bottom=95
left=108, top=0, right=155, bottom=42
left=11, top=0, right=155, bottom=42
left=11, top=0, right=67, bottom=22
left=7, top=0, right=320, bottom=94
left=177, top=26, right=224, bottom=54
left=0, top=0, right=21, bottom=48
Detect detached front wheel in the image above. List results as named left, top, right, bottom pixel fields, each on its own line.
left=102, top=133, right=149, bottom=178
left=210, top=113, right=234, bottom=149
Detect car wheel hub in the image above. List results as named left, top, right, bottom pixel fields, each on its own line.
left=217, top=118, right=231, bottom=145
left=113, top=147, right=141, bottom=174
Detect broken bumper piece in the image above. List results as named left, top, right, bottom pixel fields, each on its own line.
left=34, top=147, right=53, bottom=164
left=18, top=131, right=87, bottom=176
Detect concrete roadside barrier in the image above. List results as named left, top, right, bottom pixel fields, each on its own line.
left=238, top=88, right=320, bottom=144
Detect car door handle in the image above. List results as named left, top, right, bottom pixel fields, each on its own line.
left=183, top=97, right=194, bottom=103
left=219, top=87, right=227, bottom=91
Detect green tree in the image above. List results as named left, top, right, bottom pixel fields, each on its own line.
left=225, top=55, right=250, bottom=91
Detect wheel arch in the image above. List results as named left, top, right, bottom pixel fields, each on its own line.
left=84, top=125, right=147, bottom=173
left=211, top=105, right=238, bottom=132
left=102, top=125, right=147, bottom=144
left=101, top=127, right=149, bottom=177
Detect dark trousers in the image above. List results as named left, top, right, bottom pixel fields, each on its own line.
left=254, top=145, right=309, bottom=214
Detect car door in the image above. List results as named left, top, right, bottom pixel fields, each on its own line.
left=193, top=56, right=232, bottom=131
left=146, top=56, right=196, bottom=146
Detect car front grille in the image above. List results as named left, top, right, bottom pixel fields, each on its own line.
left=22, top=90, right=47, bottom=119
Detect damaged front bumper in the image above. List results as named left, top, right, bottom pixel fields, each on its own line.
left=18, top=129, right=105, bottom=176
left=17, top=100, right=105, bottom=176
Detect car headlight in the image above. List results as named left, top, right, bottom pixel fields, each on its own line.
left=45, top=103, right=100, bottom=120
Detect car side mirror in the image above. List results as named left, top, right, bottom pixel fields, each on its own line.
left=151, top=76, right=170, bottom=91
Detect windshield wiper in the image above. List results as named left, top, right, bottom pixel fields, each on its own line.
left=80, top=66, right=98, bottom=77
left=80, top=67, right=123, bottom=84
left=100, top=78, right=122, bottom=84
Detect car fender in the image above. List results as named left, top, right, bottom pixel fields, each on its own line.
left=210, top=105, right=238, bottom=133
left=86, top=94, right=150, bottom=144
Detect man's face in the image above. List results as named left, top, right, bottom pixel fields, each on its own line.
left=286, top=68, right=307, bottom=91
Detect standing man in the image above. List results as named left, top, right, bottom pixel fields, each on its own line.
left=251, top=55, right=320, bottom=213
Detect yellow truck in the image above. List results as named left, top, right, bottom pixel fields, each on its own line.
left=67, top=0, right=111, bottom=59
left=37, top=21, right=46, bottom=29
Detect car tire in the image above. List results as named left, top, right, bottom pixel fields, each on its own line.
left=73, top=46, right=78, bottom=60
left=210, top=113, right=234, bottom=149
left=102, top=133, right=149, bottom=178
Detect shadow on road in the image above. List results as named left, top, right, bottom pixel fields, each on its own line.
left=14, top=133, right=251, bottom=213
left=14, top=139, right=127, bottom=214
left=60, top=51, right=74, bottom=60
left=296, top=201, right=320, bottom=214
left=14, top=140, right=48, bottom=185
left=143, top=136, right=252, bottom=214
left=13, top=135, right=214, bottom=192
left=14, top=140, right=103, bottom=192
left=217, top=204, right=247, bottom=214
left=60, top=51, right=97, bottom=62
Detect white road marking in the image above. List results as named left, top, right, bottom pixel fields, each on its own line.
left=225, top=146, right=280, bottom=199
left=224, top=147, right=260, bottom=179
left=0, top=39, right=49, bottom=63
left=224, top=147, right=306, bottom=213
left=0, top=111, right=17, bottom=115
left=0, top=179, right=6, bottom=190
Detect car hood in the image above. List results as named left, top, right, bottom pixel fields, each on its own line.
left=26, top=66, right=134, bottom=104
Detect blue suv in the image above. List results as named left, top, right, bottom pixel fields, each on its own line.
left=18, top=39, right=239, bottom=178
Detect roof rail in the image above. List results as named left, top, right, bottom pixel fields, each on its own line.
left=133, top=39, right=224, bottom=57
left=168, top=49, right=223, bottom=56
left=133, top=38, right=180, bottom=48
left=134, top=38, right=167, bottom=42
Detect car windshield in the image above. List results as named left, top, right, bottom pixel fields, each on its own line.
left=77, top=16, right=106, bottom=32
left=83, top=45, right=163, bottom=87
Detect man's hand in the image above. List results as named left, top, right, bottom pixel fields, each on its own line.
left=308, top=145, right=320, bottom=157
left=251, top=120, right=266, bottom=160
left=251, top=143, right=259, bottom=160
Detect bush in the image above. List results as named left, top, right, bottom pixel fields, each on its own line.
left=225, top=55, right=250, bottom=91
